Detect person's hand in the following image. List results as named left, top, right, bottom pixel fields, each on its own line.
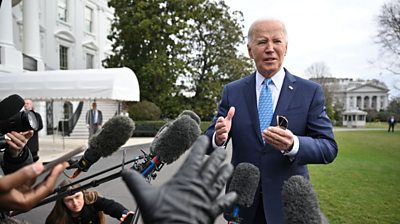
left=120, top=211, right=135, bottom=224
left=121, top=135, right=237, bottom=224
left=215, top=107, right=235, bottom=146
left=262, top=126, right=294, bottom=151
left=0, top=161, right=68, bottom=211
left=5, top=131, right=34, bottom=154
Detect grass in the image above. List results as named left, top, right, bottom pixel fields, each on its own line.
left=365, top=122, right=389, bottom=129
left=309, top=130, right=400, bottom=224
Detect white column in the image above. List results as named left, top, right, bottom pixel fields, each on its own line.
left=368, top=95, right=372, bottom=109
left=23, top=0, right=44, bottom=70
left=0, top=0, right=23, bottom=72
left=361, top=96, right=364, bottom=110
left=376, top=96, right=380, bottom=112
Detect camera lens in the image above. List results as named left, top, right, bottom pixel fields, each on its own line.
left=26, top=110, right=39, bottom=131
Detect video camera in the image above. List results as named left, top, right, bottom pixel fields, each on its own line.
left=0, top=94, right=39, bottom=149
left=0, top=110, right=39, bottom=134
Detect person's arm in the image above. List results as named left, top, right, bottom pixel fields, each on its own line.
left=86, top=110, right=90, bottom=127
left=0, top=161, right=68, bottom=211
left=35, top=112, right=43, bottom=131
left=98, top=111, right=103, bottom=126
left=2, top=131, right=34, bottom=175
left=205, top=86, right=233, bottom=154
left=295, top=85, right=338, bottom=165
left=93, top=196, right=131, bottom=221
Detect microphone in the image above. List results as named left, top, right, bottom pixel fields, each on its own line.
left=226, top=162, right=260, bottom=224
left=73, top=115, right=135, bottom=176
left=282, top=175, right=328, bottom=224
left=0, top=94, right=25, bottom=121
left=140, top=110, right=201, bottom=177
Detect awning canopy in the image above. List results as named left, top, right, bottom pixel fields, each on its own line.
left=0, top=67, right=140, bottom=101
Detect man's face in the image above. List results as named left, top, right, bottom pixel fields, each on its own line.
left=24, top=100, right=33, bottom=110
left=247, top=20, right=288, bottom=78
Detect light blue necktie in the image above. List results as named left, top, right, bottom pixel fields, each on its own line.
left=258, top=78, right=273, bottom=134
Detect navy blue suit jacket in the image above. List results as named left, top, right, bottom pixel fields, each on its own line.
left=205, top=68, right=338, bottom=224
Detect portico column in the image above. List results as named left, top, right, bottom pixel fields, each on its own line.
left=361, top=96, right=364, bottom=110
left=369, top=95, right=372, bottom=109
left=23, top=0, right=44, bottom=70
left=0, top=0, right=23, bottom=72
left=376, top=96, right=381, bottom=111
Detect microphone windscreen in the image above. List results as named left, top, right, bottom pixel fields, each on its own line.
left=228, top=162, right=260, bottom=208
left=178, top=110, right=201, bottom=125
left=0, top=94, right=24, bottom=121
left=88, top=115, right=135, bottom=158
left=282, top=175, right=323, bottom=224
left=150, top=113, right=201, bottom=164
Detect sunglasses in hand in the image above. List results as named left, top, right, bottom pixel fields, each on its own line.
left=277, top=115, right=288, bottom=130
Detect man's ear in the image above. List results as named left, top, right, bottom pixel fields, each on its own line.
left=247, top=44, right=254, bottom=59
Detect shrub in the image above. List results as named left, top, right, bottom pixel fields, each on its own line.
left=128, top=101, right=161, bottom=121
left=132, top=120, right=167, bottom=137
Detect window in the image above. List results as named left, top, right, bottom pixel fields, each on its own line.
left=107, top=18, right=113, bottom=36
left=85, top=6, right=93, bottom=32
left=57, top=0, right=68, bottom=22
left=59, top=45, right=68, bottom=70
left=86, top=53, right=94, bottom=69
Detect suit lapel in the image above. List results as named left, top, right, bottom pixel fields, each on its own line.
left=243, top=73, right=264, bottom=144
left=274, top=69, right=297, bottom=120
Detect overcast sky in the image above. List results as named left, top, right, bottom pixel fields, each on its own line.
left=224, top=0, right=400, bottom=97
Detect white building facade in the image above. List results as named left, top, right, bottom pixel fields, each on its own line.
left=311, top=77, right=390, bottom=127
left=0, top=0, right=114, bottom=73
left=0, top=0, right=140, bottom=138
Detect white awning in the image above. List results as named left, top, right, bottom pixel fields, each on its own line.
left=0, top=67, right=140, bottom=101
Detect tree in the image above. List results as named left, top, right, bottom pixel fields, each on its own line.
left=105, top=0, right=198, bottom=118
left=178, top=0, right=253, bottom=119
left=305, top=62, right=336, bottom=121
left=104, top=0, right=252, bottom=120
left=375, top=0, right=400, bottom=75
left=387, top=96, right=400, bottom=115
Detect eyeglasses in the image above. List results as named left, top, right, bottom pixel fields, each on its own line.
left=277, top=115, right=288, bottom=130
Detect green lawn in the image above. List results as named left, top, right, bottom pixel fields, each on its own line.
left=309, top=130, right=400, bottom=224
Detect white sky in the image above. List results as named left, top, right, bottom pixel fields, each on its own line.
left=224, top=0, right=400, bottom=98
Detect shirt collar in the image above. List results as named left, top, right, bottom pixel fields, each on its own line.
left=256, top=67, right=285, bottom=90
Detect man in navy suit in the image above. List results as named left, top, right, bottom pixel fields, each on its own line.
left=85, top=102, right=103, bottom=139
left=205, top=18, right=338, bottom=224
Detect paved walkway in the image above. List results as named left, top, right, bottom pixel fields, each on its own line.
left=38, top=135, right=154, bottom=162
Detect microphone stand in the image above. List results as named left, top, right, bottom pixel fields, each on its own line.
left=56, top=156, right=144, bottom=194
left=34, top=150, right=163, bottom=209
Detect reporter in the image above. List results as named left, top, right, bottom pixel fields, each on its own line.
left=0, top=161, right=68, bottom=211
left=121, top=135, right=237, bottom=224
left=45, top=179, right=134, bottom=224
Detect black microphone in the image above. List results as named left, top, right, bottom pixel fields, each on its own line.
left=0, top=94, right=24, bottom=121
left=282, top=175, right=328, bottom=224
left=140, top=110, right=201, bottom=177
left=226, top=162, right=260, bottom=224
left=73, top=115, right=135, bottom=176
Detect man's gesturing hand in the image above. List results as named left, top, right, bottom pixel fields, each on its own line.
left=121, top=135, right=237, bottom=224
left=215, top=107, right=235, bottom=146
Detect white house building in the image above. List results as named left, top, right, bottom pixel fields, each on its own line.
left=311, top=77, right=390, bottom=127
left=0, top=0, right=139, bottom=138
